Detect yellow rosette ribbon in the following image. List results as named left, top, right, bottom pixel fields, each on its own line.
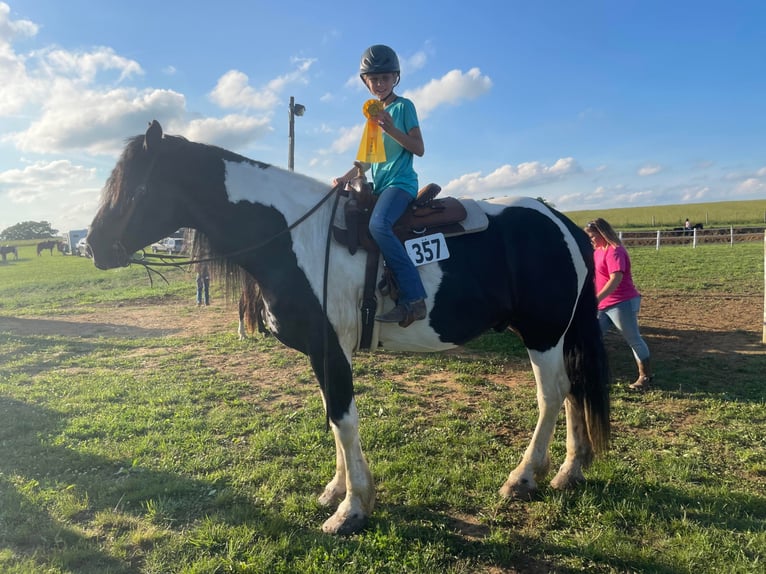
left=356, top=99, right=387, bottom=163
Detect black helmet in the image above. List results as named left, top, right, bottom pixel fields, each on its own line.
left=359, top=44, right=400, bottom=79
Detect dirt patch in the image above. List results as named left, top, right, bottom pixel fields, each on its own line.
left=0, top=301, right=231, bottom=339
left=2, top=292, right=763, bottom=384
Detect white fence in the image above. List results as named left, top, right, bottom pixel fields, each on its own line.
left=618, top=226, right=766, bottom=249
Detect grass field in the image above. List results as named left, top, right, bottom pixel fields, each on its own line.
left=565, top=198, right=766, bottom=230
left=1, top=238, right=765, bottom=573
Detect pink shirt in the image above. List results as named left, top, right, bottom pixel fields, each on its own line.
left=593, top=244, right=641, bottom=310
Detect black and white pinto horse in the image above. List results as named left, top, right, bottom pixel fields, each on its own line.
left=0, top=245, right=18, bottom=261
left=87, top=121, right=610, bottom=535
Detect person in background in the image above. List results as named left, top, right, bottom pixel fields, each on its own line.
left=333, top=44, right=427, bottom=327
left=585, top=218, right=653, bottom=390
left=196, top=263, right=210, bottom=306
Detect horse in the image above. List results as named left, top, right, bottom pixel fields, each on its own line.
left=0, top=245, right=18, bottom=261
left=86, top=120, right=610, bottom=535
left=672, top=223, right=703, bottom=236
left=36, top=240, right=62, bottom=255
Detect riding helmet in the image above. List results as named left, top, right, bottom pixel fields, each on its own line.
left=359, top=44, right=400, bottom=81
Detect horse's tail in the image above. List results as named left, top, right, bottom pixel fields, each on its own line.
left=563, top=282, right=611, bottom=453
left=241, top=275, right=269, bottom=336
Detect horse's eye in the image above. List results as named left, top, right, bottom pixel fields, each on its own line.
left=134, top=184, right=147, bottom=201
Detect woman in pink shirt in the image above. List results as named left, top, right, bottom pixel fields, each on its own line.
left=585, top=218, right=653, bottom=390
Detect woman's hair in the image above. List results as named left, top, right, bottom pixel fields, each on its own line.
left=585, top=217, right=623, bottom=247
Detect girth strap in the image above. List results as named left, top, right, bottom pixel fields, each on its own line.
left=359, top=248, right=380, bottom=350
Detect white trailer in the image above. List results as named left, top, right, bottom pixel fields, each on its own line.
left=64, top=229, right=88, bottom=255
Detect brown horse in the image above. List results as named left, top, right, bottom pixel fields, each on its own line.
left=1, top=245, right=18, bottom=261
left=36, top=240, right=63, bottom=256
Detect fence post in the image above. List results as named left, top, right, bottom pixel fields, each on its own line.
left=731, top=225, right=734, bottom=247
left=763, top=231, right=766, bottom=344
left=692, top=227, right=697, bottom=248
left=656, top=230, right=661, bottom=251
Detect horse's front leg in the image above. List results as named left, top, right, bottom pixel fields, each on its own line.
left=310, top=349, right=374, bottom=535
left=320, top=400, right=375, bottom=535
left=500, top=348, right=568, bottom=499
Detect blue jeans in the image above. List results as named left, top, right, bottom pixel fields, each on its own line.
left=196, top=275, right=209, bottom=305
left=598, top=296, right=650, bottom=362
left=368, top=186, right=427, bottom=304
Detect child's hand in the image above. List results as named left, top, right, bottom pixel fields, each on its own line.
left=376, top=109, right=393, bottom=132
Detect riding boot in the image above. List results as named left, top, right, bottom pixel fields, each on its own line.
left=375, top=299, right=427, bottom=327
left=628, top=358, right=653, bottom=391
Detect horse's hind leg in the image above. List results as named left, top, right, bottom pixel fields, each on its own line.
left=549, top=395, right=593, bottom=490
left=500, top=346, right=568, bottom=500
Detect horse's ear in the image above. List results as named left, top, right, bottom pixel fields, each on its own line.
left=144, top=120, right=163, bottom=151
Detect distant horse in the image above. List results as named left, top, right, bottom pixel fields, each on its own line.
left=237, top=273, right=270, bottom=340
left=672, top=223, right=703, bottom=236
left=36, top=240, right=63, bottom=255
left=86, top=120, right=610, bottom=535
left=0, top=245, right=18, bottom=261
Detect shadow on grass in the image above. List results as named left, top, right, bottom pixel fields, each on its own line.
left=604, top=324, right=766, bottom=401
left=0, top=397, right=294, bottom=573
left=372, top=472, right=765, bottom=574
left=0, top=315, right=181, bottom=339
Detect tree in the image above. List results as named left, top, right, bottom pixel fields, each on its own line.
left=0, top=221, right=59, bottom=241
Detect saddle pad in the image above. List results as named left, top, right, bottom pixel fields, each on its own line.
left=452, top=199, right=488, bottom=236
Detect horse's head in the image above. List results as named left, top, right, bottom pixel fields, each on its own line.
left=87, top=120, right=193, bottom=269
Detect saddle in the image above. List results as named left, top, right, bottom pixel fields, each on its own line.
left=332, top=175, right=473, bottom=255
left=331, top=167, right=488, bottom=349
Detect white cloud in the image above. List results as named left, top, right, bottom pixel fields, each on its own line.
left=0, top=2, right=37, bottom=41
left=638, top=163, right=662, bottom=176
left=209, top=59, right=315, bottom=111
left=403, top=68, right=492, bottom=119
left=736, top=178, right=766, bottom=195
left=443, top=157, right=581, bottom=197
left=11, top=87, right=187, bottom=155
left=183, top=114, right=273, bottom=150
left=0, top=159, right=98, bottom=204
left=40, top=46, right=143, bottom=83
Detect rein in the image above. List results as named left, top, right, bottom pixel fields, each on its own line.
left=128, top=182, right=344, bottom=273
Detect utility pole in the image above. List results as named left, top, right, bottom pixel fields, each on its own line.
left=288, top=96, right=305, bottom=171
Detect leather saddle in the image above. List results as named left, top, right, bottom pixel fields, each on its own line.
left=332, top=174, right=478, bottom=255
left=330, top=168, right=488, bottom=347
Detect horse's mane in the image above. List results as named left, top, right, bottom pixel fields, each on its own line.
left=103, top=133, right=268, bottom=211
left=188, top=228, right=249, bottom=303
left=101, top=135, right=146, bottom=208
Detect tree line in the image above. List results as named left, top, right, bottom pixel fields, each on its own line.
left=0, top=221, right=59, bottom=241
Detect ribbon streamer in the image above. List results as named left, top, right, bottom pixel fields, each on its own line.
left=356, top=99, right=387, bottom=163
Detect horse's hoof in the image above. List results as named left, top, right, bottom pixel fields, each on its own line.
left=318, top=487, right=344, bottom=508
left=322, top=510, right=369, bottom=535
left=550, top=470, right=586, bottom=491
left=499, top=477, right=537, bottom=500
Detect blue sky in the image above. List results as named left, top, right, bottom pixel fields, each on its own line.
left=1, top=0, right=765, bottom=233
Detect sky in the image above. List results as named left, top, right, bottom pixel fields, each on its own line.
left=1, top=0, right=765, bottom=234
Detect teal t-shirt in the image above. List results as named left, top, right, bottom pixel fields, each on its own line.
left=370, top=96, right=419, bottom=197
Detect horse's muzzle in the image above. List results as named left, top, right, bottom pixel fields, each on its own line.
left=91, top=241, right=131, bottom=270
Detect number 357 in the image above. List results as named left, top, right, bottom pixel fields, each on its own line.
left=404, top=233, right=450, bottom=267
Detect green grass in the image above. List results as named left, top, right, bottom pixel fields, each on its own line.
left=565, top=198, right=766, bottom=229
left=0, top=235, right=764, bottom=573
